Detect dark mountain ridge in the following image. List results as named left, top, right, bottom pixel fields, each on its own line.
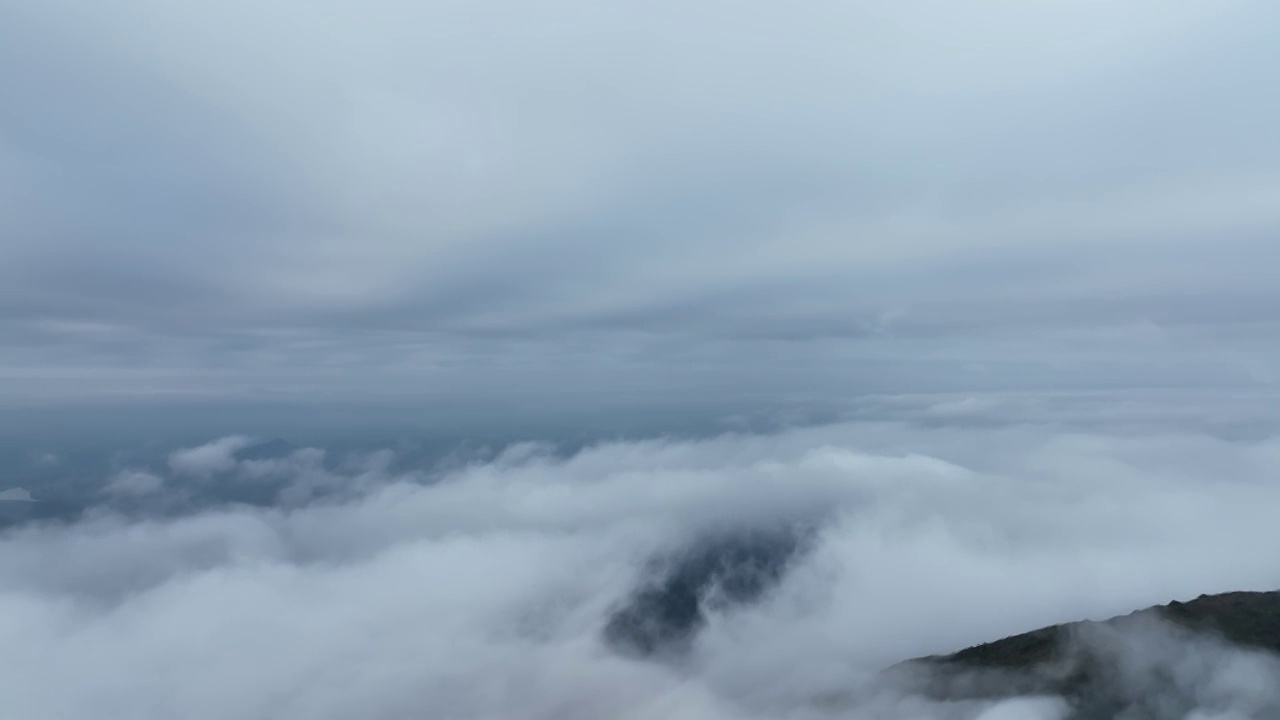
left=892, top=590, right=1280, bottom=719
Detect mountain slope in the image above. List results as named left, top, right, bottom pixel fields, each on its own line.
left=892, top=591, right=1280, bottom=719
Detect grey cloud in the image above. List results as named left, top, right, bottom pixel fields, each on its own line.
left=2, top=1, right=1280, bottom=397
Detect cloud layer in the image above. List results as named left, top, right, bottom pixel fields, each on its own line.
left=3, top=409, right=1280, bottom=718
left=2, top=1, right=1279, bottom=397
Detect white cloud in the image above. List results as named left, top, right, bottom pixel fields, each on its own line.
left=2, top=411, right=1279, bottom=717
left=238, top=447, right=405, bottom=507
left=168, top=435, right=254, bottom=478
left=974, top=698, right=1068, bottom=720
left=103, top=470, right=164, bottom=497
left=0, top=488, right=34, bottom=502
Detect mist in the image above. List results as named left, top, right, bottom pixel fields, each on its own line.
left=4, top=397, right=1280, bottom=718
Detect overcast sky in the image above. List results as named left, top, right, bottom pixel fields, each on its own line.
left=3, top=1, right=1279, bottom=401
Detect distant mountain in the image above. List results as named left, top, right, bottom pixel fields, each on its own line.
left=604, top=525, right=808, bottom=657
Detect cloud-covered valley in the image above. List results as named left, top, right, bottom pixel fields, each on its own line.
left=4, top=400, right=1280, bottom=719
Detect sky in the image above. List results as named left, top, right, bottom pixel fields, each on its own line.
left=2, top=0, right=1280, bottom=401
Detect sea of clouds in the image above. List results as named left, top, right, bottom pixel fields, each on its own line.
left=3, top=395, right=1280, bottom=719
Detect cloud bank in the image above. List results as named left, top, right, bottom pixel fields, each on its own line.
left=3, top=413, right=1280, bottom=718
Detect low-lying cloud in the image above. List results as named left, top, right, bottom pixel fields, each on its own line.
left=102, top=469, right=165, bottom=497
left=2, top=412, right=1280, bottom=718
left=0, top=488, right=34, bottom=502
left=169, top=435, right=255, bottom=478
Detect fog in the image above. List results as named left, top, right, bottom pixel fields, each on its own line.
left=3, top=399, right=1279, bottom=718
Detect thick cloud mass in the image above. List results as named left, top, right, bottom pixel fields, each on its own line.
left=4, top=403, right=1280, bottom=719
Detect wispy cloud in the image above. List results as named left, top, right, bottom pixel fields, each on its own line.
left=168, top=436, right=255, bottom=478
